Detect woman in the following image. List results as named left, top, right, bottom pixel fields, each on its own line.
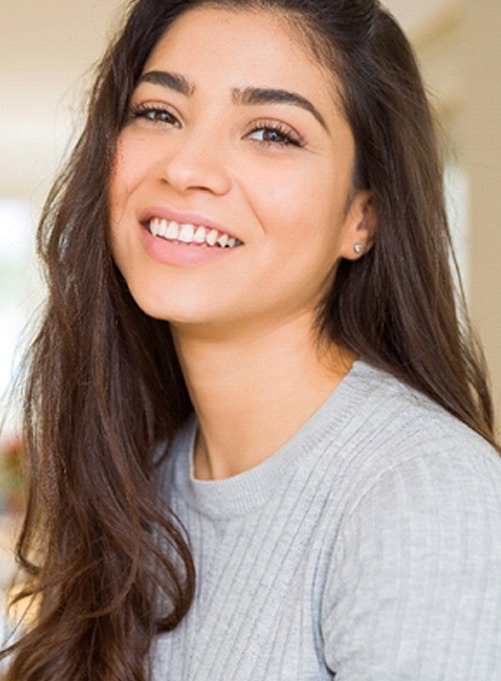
left=3, top=0, right=501, bottom=679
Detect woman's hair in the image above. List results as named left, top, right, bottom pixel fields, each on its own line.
left=3, top=0, right=497, bottom=679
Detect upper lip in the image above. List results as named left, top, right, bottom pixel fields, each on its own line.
left=138, top=206, right=242, bottom=241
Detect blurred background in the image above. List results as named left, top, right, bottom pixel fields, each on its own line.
left=0, top=0, right=500, bottom=581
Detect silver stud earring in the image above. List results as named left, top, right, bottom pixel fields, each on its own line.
left=354, top=243, right=363, bottom=255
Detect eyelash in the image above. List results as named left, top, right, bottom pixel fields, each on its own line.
left=128, top=105, right=305, bottom=148
left=129, top=103, right=180, bottom=126
left=247, top=120, right=304, bottom=148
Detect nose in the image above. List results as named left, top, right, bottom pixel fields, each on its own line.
left=157, top=126, right=232, bottom=196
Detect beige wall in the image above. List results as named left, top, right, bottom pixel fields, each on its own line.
left=413, top=0, right=501, bottom=430
left=463, top=0, right=501, bottom=431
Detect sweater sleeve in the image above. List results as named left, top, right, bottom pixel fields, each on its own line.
left=321, top=446, right=501, bottom=681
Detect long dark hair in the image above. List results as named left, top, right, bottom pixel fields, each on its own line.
left=3, top=0, right=497, bottom=679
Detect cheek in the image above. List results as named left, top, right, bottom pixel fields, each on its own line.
left=247, top=163, right=346, bottom=242
left=108, top=140, right=144, bottom=266
left=110, top=134, right=154, bottom=212
left=243, top=166, right=314, bottom=231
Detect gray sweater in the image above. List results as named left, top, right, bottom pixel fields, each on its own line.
left=152, top=361, right=501, bottom=680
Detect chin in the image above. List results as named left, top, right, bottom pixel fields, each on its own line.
left=126, top=287, right=214, bottom=327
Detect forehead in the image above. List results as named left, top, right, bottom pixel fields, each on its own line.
left=143, top=5, right=341, bottom=108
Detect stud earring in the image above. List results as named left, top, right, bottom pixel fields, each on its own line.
left=354, top=243, right=363, bottom=255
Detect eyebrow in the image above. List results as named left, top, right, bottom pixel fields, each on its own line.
left=138, top=70, right=194, bottom=96
left=137, top=70, right=328, bottom=131
left=233, top=86, right=327, bottom=130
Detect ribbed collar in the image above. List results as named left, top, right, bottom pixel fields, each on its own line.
left=169, top=360, right=381, bottom=519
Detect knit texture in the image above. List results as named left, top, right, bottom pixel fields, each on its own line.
left=152, top=361, right=501, bottom=680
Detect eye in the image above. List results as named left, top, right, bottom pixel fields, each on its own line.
left=246, top=121, right=304, bottom=148
left=128, top=103, right=181, bottom=128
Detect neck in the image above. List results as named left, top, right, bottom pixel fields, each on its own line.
left=172, top=315, right=355, bottom=480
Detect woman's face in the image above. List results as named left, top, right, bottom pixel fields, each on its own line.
left=110, top=5, right=370, bottom=338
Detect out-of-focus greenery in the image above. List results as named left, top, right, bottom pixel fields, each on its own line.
left=0, top=438, right=26, bottom=514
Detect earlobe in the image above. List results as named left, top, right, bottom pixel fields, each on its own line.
left=343, top=191, right=377, bottom=260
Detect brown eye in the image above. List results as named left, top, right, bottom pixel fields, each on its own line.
left=247, top=123, right=303, bottom=147
left=262, top=129, right=287, bottom=143
left=129, top=105, right=181, bottom=127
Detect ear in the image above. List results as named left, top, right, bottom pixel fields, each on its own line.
left=340, top=190, right=377, bottom=261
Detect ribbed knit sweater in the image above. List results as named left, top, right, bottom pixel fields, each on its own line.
left=152, top=361, right=501, bottom=680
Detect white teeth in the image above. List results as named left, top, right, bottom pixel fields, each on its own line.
left=179, top=223, right=195, bottom=243
left=194, top=226, right=206, bottom=243
left=165, top=221, right=179, bottom=240
left=150, top=217, right=161, bottom=236
left=206, top=229, right=218, bottom=246
left=149, top=218, right=240, bottom=248
left=158, top=219, right=168, bottom=237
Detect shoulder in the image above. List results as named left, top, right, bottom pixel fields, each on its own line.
left=314, top=360, right=501, bottom=575
left=328, top=360, right=501, bottom=514
left=322, top=360, right=501, bottom=590
left=320, top=364, right=501, bottom=679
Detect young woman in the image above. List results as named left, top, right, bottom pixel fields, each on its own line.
left=4, top=0, right=501, bottom=679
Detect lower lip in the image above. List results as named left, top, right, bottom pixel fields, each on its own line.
left=139, top=225, right=240, bottom=266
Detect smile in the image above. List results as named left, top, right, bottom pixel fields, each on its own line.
left=149, top=218, right=243, bottom=248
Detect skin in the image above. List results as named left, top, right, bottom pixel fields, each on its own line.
left=110, top=6, right=376, bottom=479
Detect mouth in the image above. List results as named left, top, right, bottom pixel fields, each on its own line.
left=148, top=218, right=243, bottom=249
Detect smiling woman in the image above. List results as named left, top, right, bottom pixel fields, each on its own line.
left=2, top=1, right=501, bottom=680
left=110, top=7, right=370, bottom=336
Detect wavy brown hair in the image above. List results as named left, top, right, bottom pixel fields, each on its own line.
left=2, top=0, right=497, bottom=679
